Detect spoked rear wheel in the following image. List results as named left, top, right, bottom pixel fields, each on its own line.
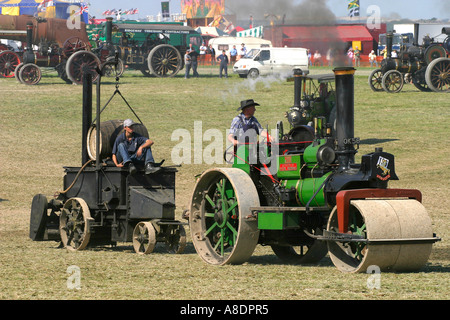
left=19, top=63, right=41, bottom=85
left=0, top=50, right=20, bottom=78
left=190, top=168, right=260, bottom=265
left=147, top=44, right=182, bottom=78
left=368, top=68, right=383, bottom=91
left=425, top=57, right=450, bottom=92
left=65, top=50, right=100, bottom=84
left=164, top=224, right=187, bottom=254
left=382, top=70, right=404, bottom=93
left=59, top=198, right=92, bottom=251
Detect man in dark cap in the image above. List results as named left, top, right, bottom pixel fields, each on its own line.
left=228, top=99, right=270, bottom=146
left=112, top=119, right=160, bottom=174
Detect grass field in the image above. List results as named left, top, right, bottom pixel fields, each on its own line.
left=0, top=65, right=449, bottom=301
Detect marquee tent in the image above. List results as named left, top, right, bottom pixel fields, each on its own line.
left=0, top=0, right=88, bottom=23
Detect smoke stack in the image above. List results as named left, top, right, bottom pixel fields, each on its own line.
left=333, top=67, right=356, bottom=170
left=26, top=22, right=33, bottom=52
left=293, top=68, right=303, bottom=108
left=82, top=73, right=93, bottom=164
left=386, top=32, right=393, bottom=59
left=106, top=17, right=113, bottom=45
left=413, top=24, right=420, bottom=46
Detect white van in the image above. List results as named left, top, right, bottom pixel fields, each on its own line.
left=233, top=47, right=308, bottom=79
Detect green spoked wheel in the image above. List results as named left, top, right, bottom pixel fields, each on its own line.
left=189, top=168, right=260, bottom=265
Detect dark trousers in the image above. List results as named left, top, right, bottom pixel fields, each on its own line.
left=185, top=63, right=191, bottom=78
left=192, top=61, right=199, bottom=77
left=220, top=64, right=228, bottom=78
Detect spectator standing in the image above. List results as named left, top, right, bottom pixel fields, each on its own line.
left=354, top=46, right=361, bottom=67
left=230, top=45, right=238, bottom=63
left=200, top=42, right=207, bottom=55
left=216, top=50, right=229, bottom=78
left=184, top=50, right=192, bottom=79
left=209, top=44, right=216, bottom=65
left=188, top=45, right=199, bottom=77
left=368, top=50, right=378, bottom=67
left=347, top=47, right=354, bottom=66
left=238, top=43, right=247, bottom=60
left=313, top=50, right=322, bottom=66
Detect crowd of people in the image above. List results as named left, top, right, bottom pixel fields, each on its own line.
left=184, top=42, right=248, bottom=79
left=185, top=41, right=386, bottom=79
left=307, top=46, right=382, bottom=68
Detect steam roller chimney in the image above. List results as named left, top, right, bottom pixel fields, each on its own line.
left=293, top=68, right=303, bottom=108
left=333, top=67, right=356, bottom=171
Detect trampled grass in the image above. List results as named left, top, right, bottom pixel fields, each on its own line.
left=0, top=66, right=449, bottom=301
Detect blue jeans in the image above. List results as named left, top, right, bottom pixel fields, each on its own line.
left=219, top=64, right=228, bottom=77
left=185, top=63, right=191, bottom=78
left=116, top=142, right=155, bottom=165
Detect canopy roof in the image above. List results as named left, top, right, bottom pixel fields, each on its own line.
left=0, top=0, right=87, bottom=23
left=195, top=26, right=226, bottom=37
left=282, top=25, right=373, bottom=42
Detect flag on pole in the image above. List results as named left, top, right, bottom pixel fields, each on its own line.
left=348, top=0, right=360, bottom=17
left=74, top=3, right=89, bottom=16
left=38, top=0, right=54, bottom=12
left=161, top=2, right=170, bottom=19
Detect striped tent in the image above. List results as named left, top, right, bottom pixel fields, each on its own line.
left=0, top=0, right=88, bottom=23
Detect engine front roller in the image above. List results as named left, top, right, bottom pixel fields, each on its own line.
left=326, top=195, right=438, bottom=273
left=189, top=168, right=260, bottom=265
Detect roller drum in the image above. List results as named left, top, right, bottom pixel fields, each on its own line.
left=327, top=199, right=433, bottom=273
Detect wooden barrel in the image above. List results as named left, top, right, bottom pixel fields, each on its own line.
left=87, top=119, right=149, bottom=161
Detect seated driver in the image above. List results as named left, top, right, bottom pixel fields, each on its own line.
left=112, top=119, right=160, bottom=174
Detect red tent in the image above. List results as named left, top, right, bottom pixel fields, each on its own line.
left=278, top=25, right=374, bottom=54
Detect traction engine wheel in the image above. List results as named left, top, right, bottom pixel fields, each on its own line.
left=382, top=70, right=404, bottom=93
left=164, top=224, right=187, bottom=254
left=326, top=199, right=433, bottom=273
left=59, top=198, right=92, bottom=251
left=0, top=50, right=21, bottom=78
left=190, top=168, right=260, bottom=265
left=103, top=56, right=125, bottom=77
left=65, top=50, right=101, bottom=85
left=133, top=221, right=157, bottom=254
left=368, top=68, right=383, bottom=92
left=19, top=63, right=42, bottom=85
left=147, top=44, right=182, bottom=78
left=425, top=57, right=450, bottom=92
left=411, top=69, right=432, bottom=92
left=14, top=62, right=24, bottom=83
left=62, top=36, right=89, bottom=57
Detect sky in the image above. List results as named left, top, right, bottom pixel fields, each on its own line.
left=87, top=0, right=449, bottom=21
